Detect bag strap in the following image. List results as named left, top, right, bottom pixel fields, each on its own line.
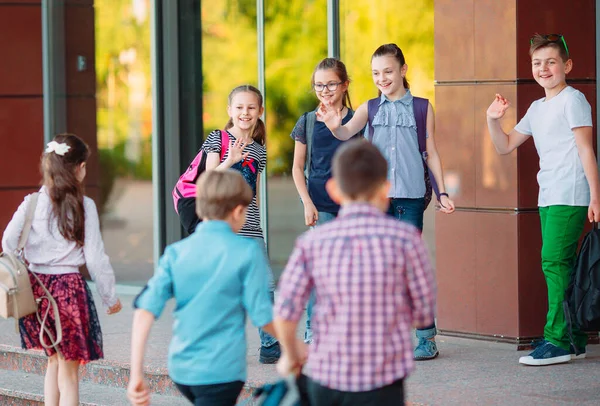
left=30, top=270, right=63, bottom=352
left=366, top=98, right=380, bottom=142
left=413, top=97, right=441, bottom=200
left=16, top=193, right=40, bottom=254
left=219, top=130, right=230, bottom=162
left=304, top=111, right=317, bottom=179
left=14, top=192, right=62, bottom=353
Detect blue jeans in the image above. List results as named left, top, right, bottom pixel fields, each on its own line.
left=250, top=237, right=278, bottom=348
left=387, top=198, right=425, bottom=232
left=387, top=199, right=435, bottom=332
left=305, top=211, right=337, bottom=342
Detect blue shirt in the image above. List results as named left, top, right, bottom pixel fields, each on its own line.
left=134, top=221, right=273, bottom=385
left=367, top=90, right=426, bottom=199
left=291, top=110, right=360, bottom=213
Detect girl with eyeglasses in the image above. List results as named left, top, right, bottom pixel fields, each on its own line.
left=290, top=57, right=364, bottom=344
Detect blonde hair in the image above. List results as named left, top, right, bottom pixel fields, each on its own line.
left=196, top=170, right=253, bottom=220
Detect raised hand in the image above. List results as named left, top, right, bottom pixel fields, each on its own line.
left=227, top=138, right=250, bottom=164
left=316, top=101, right=343, bottom=130
left=486, top=94, right=511, bottom=120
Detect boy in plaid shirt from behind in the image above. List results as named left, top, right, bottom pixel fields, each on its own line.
left=274, top=140, right=436, bottom=406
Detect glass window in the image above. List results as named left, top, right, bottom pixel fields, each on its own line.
left=265, top=0, right=328, bottom=280
left=95, top=0, right=154, bottom=285
left=201, top=0, right=258, bottom=139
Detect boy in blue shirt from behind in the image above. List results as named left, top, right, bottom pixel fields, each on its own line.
left=127, top=170, right=277, bottom=406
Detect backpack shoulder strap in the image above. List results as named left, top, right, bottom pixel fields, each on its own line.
left=220, top=130, right=230, bottom=161
left=304, top=111, right=317, bottom=179
left=17, top=192, right=40, bottom=252
left=366, top=98, right=380, bottom=142
left=413, top=97, right=429, bottom=155
left=413, top=96, right=440, bottom=198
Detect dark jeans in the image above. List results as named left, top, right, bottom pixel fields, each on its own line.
left=307, top=378, right=404, bottom=406
left=387, top=198, right=425, bottom=232
left=387, top=198, right=435, bottom=332
left=175, top=381, right=244, bottom=406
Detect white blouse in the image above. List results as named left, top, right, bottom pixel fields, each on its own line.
left=1, top=187, right=117, bottom=308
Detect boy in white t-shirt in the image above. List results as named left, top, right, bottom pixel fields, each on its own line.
left=486, top=33, right=600, bottom=366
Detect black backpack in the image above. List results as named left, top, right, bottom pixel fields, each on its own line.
left=563, top=225, right=600, bottom=345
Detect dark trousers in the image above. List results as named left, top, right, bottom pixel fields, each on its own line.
left=306, top=378, right=404, bottom=406
left=175, top=381, right=244, bottom=406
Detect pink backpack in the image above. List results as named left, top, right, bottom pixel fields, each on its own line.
left=172, top=130, right=230, bottom=213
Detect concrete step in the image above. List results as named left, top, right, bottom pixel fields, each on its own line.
left=0, top=368, right=190, bottom=406
left=0, top=344, right=258, bottom=404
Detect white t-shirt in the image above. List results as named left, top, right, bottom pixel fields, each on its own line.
left=514, top=86, right=592, bottom=207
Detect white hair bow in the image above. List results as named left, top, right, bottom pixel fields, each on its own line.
left=45, top=141, right=71, bottom=156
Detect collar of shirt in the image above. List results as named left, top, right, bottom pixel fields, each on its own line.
left=194, top=220, right=235, bottom=234
left=337, top=202, right=386, bottom=219
left=379, top=89, right=413, bottom=107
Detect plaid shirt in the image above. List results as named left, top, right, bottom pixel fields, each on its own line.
left=275, top=203, right=436, bottom=392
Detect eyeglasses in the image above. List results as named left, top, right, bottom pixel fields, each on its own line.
left=313, top=82, right=342, bottom=92
left=531, top=34, right=569, bottom=57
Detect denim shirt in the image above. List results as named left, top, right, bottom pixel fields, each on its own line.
left=366, top=90, right=425, bottom=199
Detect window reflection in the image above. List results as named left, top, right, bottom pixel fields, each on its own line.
left=95, top=0, right=154, bottom=285
left=265, top=0, right=328, bottom=279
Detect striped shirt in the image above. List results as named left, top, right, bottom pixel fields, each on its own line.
left=275, top=203, right=436, bottom=392
left=203, top=130, right=266, bottom=239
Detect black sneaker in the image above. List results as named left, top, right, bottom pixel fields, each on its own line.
left=259, top=342, right=281, bottom=364
left=519, top=340, right=571, bottom=366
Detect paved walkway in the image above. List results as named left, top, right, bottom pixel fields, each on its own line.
left=1, top=288, right=599, bottom=405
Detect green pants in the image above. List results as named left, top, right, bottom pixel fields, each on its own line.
left=539, top=205, right=588, bottom=350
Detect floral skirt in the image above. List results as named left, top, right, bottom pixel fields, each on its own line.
left=19, top=272, right=103, bottom=364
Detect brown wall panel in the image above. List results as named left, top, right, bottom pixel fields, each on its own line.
left=517, top=211, right=546, bottom=337
left=475, top=212, right=519, bottom=337
left=0, top=6, right=43, bottom=96
left=434, top=0, right=474, bottom=82
left=0, top=1, right=40, bottom=4
left=516, top=0, right=595, bottom=80
left=473, top=0, right=516, bottom=81
left=474, top=85, right=518, bottom=209
left=0, top=189, right=39, bottom=239
left=65, top=3, right=96, bottom=96
left=0, top=98, right=43, bottom=187
left=436, top=210, right=477, bottom=332
left=434, top=85, right=476, bottom=207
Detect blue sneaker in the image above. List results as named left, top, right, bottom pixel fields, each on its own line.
left=519, top=341, right=571, bottom=366
left=259, top=342, right=281, bottom=364
left=414, top=327, right=439, bottom=360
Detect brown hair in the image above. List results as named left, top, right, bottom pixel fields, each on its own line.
left=224, top=85, right=266, bottom=146
left=332, top=139, right=388, bottom=200
left=41, top=134, right=90, bottom=246
left=311, top=58, right=353, bottom=110
left=372, top=43, right=410, bottom=89
left=529, top=33, right=569, bottom=62
left=195, top=170, right=253, bottom=220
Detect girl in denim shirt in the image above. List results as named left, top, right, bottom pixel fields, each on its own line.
left=319, top=43, right=455, bottom=361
